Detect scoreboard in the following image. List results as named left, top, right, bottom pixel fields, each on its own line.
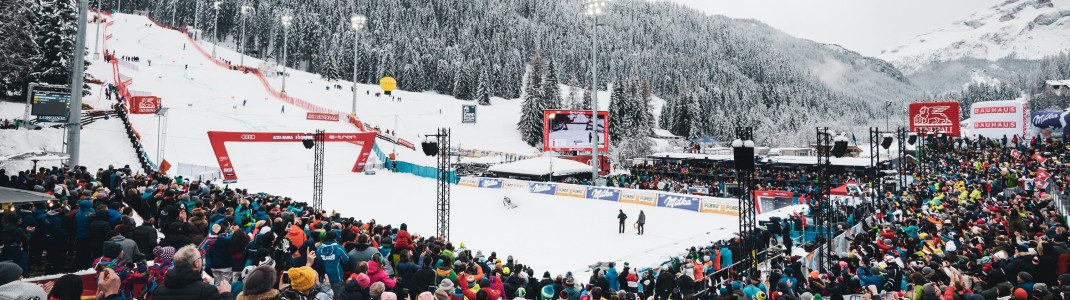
left=31, top=90, right=71, bottom=123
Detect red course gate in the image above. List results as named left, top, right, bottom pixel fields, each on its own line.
left=207, top=131, right=377, bottom=183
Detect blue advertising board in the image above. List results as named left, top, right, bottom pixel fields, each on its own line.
left=586, top=187, right=620, bottom=201
left=657, top=194, right=700, bottom=211
left=529, top=182, right=557, bottom=195
left=478, top=178, right=503, bottom=189
left=1031, top=110, right=1070, bottom=135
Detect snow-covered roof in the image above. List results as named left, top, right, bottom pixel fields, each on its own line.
left=487, top=157, right=592, bottom=176
left=647, top=152, right=882, bottom=167
left=652, top=128, right=681, bottom=139
left=0, top=151, right=70, bottom=162
left=1046, top=80, right=1070, bottom=86
left=649, top=153, right=733, bottom=161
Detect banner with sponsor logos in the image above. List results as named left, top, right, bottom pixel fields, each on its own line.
left=555, top=184, right=587, bottom=198
left=458, top=177, right=478, bottom=187
left=503, top=179, right=527, bottom=190
left=478, top=178, right=503, bottom=189
left=657, top=194, right=701, bottom=212
left=586, top=187, right=621, bottom=201
left=1030, top=110, right=1070, bottom=138
left=529, top=182, right=557, bottom=195
left=970, top=100, right=1027, bottom=139
left=909, top=101, right=961, bottom=137
left=129, top=96, right=161, bottom=114
left=306, top=112, right=340, bottom=122
left=206, top=131, right=377, bottom=183
left=619, top=190, right=657, bottom=206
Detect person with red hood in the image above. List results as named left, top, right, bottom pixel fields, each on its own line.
left=367, top=260, right=397, bottom=289
left=393, top=223, right=415, bottom=265
left=286, top=220, right=307, bottom=249
left=459, top=274, right=503, bottom=300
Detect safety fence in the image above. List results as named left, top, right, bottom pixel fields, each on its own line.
left=458, top=176, right=741, bottom=216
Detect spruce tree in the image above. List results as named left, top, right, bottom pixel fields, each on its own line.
left=541, top=59, right=561, bottom=109
left=608, top=78, right=628, bottom=143
left=476, top=66, right=491, bottom=105
left=0, top=0, right=41, bottom=97
left=566, top=74, right=580, bottom=110
left=32, top=0, right=77, bottom=87
left=517, top=53, right=545, bottom=147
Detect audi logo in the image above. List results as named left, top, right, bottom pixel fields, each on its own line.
left=240, top=134, right=256, bottom=140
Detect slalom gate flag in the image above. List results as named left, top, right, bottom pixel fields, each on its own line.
left=159, top=160, right=171, bottom=173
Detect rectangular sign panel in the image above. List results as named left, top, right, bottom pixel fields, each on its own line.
left=528, top=182, right=557, bottom=195
left=306, top=112, right=340, bottom=122
left=543, top=110, right=610, bottom=152
left=657, top=194, right=700, bottom=211
left=970, top=100, right=1027, bottom=139
left=586, top=187, right=621, bottom=201
left=909, top=101, right=961, bottom=137
left=462, top=105, right=477, bottom=124
left=30, top=90, right=71, bottom=120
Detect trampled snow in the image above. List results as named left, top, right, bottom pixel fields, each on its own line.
left=49, top=12, right=754, bottom=281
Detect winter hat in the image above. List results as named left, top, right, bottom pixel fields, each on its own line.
left=153, top=246, right=175, bottom=263
left=922, top=284, right=937, bottom=296
left=467, top=275, right=476, bottom=283
left=1018, top=272, right=1033, bottom=282
left=287, top=266, right=316, bottom=292
left=812, top=294, right=823, bottom=300
left=0, top=262, right=21, bottom=285
left=800, top=292, right=813, bottom=300
left=1034, top=283, right=1049, bottom=295
left=103, top=242, right=124, bottom=259
left=560, top=291, right=569, bottom=299
left=480, top=278, right=490, bottom=288
left=439, top=278, right=455, bottom=292
left=351, top=273, right=371, bottom=288
left=541, top=285, right=555, bottom=299
left=435, top=290, right=451, bottom=300
left=1058, top=274, right=1070, bottom=285
left=566, top=276, right=575, bottom=285
left=244, top=265, right=277, bottom=295
left=382, top=292, right=399, bottom=300
left=810, top=271, right=819, bottom=279
left=419, top=292, right=434, bottom=300
left=239, top=265, right=257, bottom=281
left=503, top=267, right=511, bottom=276
left=1014, top=288, right=1029, bottom=300
left=755, top=291, right=767, bottom=300
left=371, top=282, right=386, bottom=299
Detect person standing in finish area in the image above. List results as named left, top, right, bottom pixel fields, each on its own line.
left=617, top=210, right=628, bottom=234
left=636, top=211, right=646, bottom=235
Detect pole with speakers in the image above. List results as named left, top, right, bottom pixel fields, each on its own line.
left=732, top=126, right=756, bottom=274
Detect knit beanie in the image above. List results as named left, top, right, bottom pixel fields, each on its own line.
left=103, top=242, right=124, bottom=259
left=243, top=265, right=277, bottom=295
left=1014, top=288, right=1028, bottom=300
left=0, top=262, right=21, bottom=285
left=419, top=292, right=434, bottom=300
left=287, top=266, right=316, bottom=292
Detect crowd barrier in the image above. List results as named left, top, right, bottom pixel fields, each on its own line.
left=457, top=176, right=740, bottom=216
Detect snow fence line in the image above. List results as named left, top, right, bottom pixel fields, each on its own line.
left=458, top=177, right=740, bottom=216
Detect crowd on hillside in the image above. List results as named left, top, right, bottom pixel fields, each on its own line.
left=0, top=133, right=1066, bottom=300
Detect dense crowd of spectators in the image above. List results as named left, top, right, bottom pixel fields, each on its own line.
left=0, top=133, right=1066, bottom=300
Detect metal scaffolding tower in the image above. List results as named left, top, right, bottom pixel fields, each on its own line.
left=312, top=130, right=325, bottom=211
left=815, top=127, right=834, bottom=271
left=734, top=126, right=757, bottom=274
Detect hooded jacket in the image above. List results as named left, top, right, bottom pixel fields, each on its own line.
left=153, top=266, right=234, bottom=300
left=106, top=234, right=145, bottom=264
left=73, top=200, right=94, bottom=239
left=0, top=279, right=48, bottom=300
left=368, top=261, right=398, bottom=289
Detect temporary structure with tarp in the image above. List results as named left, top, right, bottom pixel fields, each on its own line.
left=486, top=157, right=592, bottom=181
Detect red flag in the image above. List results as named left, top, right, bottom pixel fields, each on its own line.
left=1036, top=168, right=1050, bottom=189
left=1011, top=150, right=1021, bottom=160
left=159, top=160, right=171, bottom=173
left=1033, top=153, right=1048, bottom=163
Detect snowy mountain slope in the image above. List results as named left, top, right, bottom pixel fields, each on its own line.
left=882, top=0, right=1070, bottom=74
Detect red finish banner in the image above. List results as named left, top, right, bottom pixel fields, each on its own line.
left=129, top=96, right=161, bottom=114
left=207, top=131, right=377, bottom=183
left=307, top=112, right=340, bottom=122
left=908, top=101, right=961, bottom=137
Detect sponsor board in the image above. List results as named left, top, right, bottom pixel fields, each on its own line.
left=700, top=199, right=723, bottom=214
left=554, top=184, right=587, bottom=198
left=306, top=112, right=340, bottom=122
left=586, top=187, right=620, bottom=201
left=478, top=178, right=503, bottom=189
left=130, top=96, right=161, bottom=114
left=503, top=179, right=526, bottom=190
left=529, top=182, right=557, bottom=195
left=969, top=100, right=1027, bottom=139
left=909, top=102, right=961, bottom=136
left=619, top=190, right=657, bottom=206
left=657, top=194, right=700, bottom=211
left=458, top=177, right=478, bottom=187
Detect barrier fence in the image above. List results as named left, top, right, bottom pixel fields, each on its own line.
left=458, top=176, right=740, bottom=216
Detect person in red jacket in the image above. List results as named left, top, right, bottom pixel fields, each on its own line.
left=459, top=274, right=503, bottom=300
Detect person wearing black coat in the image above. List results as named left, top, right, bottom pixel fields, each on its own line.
left=676, top=273, right=695, bottom=300
left=412, top=259, right=438, bottom=297
left=640, top=271, right=656, bottom=299
left=88, top=209, right=113, bottom=260
left=153, top=245, right=234, bottom=300
left=655, top=268, right=675, bottom=300
left=132, top=217, right=158, bottom=260
left=395, top=251, right=420, bottom=295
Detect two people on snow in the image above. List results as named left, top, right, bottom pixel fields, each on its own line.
left=618, top=209, right=646, bottom=235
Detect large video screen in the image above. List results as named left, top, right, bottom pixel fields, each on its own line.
left=30, top=90, right=71, bottom=123
left=543, top=110, right=609, bottom=152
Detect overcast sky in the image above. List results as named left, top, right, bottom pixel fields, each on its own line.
left=660, top=0, right=1070, bottom=57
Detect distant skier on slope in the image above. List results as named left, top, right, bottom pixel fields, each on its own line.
left=503, top=196, right=517, bottom=209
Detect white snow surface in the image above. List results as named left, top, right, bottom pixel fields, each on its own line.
left=53, top=12, right=758, bottom=282
left=486, top=157, right=593, bottom=176
left=881, top=0, right=1070, bottom=73
left=0, top=102, right=141, bottom=172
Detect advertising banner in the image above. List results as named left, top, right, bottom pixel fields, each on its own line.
left=543, top=110, right=610, bottom=152
left=619, top=190, right=657, bottom=206
left=478, top=178, right=503, bottom=189
left=528, top=182, right=557, bottom=195
left=462, top=105, right=477, bottom=123
left=306, top=112, right=340, bottom=122
left=458, top=177, right=478, bottom=187
left=657, top=194, right=700, bottom=211
left=503, top=179, right=527, bottom=190
left=1030, top=110, right=1070, bottom=138
left=206, top=131, right=377, bottom=183
left=130, top=96, right=161, bottom=114
left=909, top=101, right=961, bottom=136
left=555, top=184, right=587, bottom=198
left=700, top=199, right=723, bottom=214
left=969, top=100, right=1027, bottom=139
left=586, top=187, right=621, bottom=201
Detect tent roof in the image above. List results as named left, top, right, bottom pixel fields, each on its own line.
left=0, top=187, right=56, bottom=204
left=487, top=157, right=592, bottom=176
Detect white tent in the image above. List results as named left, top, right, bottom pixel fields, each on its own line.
left=487, top=156, right=591, bottom=177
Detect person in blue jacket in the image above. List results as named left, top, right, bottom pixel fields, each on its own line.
left=606, top=262, right=620, bottom=291
left=73, top=200, right=94, bottom=268
left=720, top=244, right=733, bottom=270
left=316, top=231, right=349, bottom=295
left=857, top=266, right=885, bottom=292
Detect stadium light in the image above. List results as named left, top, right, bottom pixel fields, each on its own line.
left=350, top=14, right=366, bottom=116
left=239, top=4, right=254, bottom=67
left=280, top=15, right=293, bottom=93
left=584, top=0, right=610, bottom=185
left=212, top=1, right=222, bottom=58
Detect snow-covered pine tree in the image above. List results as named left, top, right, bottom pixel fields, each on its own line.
left=608, top=78, right=628, bottom=143
left=541, top=59, right=561, bottom=109
left=517, top=52, right=545, bottom=146
left=32, top=0, right=77, bottom=87
left=617, top=135, right=654, bottom=163
left=566, top=74, right=580, bottom=110
left=320, top=38, right=342, bottom=81
left=0, top=0, right=41, bottom=97
left=582, top=81, right=593, bottom=110
left=476, top=66, right=491, bottom=105
left=453, top=63, right=474, bottom=100
left=639, top=79, right=655, bottom=132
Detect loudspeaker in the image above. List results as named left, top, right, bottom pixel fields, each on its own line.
left=302, top=136, right=315, bottom=149
left=831, top=140, right=849, bottom=158
left=421, top=141, right=439, bottom=156
left=907, top=134, right=917, bottom=145
left=733, top=146, right=755, bottom=171
left=881, top=136, right=893, bottom=149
